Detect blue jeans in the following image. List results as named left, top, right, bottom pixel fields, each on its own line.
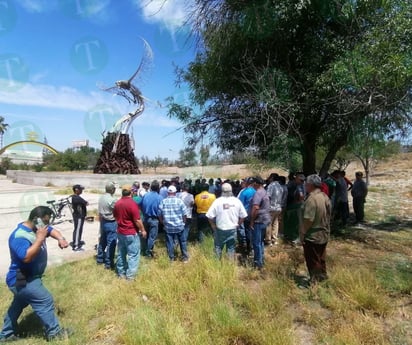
left=96, top=220, right=117, bottom=269
left=165, top=230, right=188, bottom=261
left=144, top=217, right=159, bottom=256
left=183, top=218, right=192, bottom=243
left=214, top=229, right=236, bottom=260
left=251, top=223, right=267, bottom=268
left=0, top=278, right=61, bottom=339
left=116, top=233, right=141, bottom=279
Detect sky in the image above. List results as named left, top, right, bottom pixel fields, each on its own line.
left=0, top=0, right=195, bottom=160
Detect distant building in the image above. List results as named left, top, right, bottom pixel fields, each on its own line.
left=72, top=139, right=89, bottom=151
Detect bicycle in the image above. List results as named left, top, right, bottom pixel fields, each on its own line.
left=46, top=197, right=74, bottom=225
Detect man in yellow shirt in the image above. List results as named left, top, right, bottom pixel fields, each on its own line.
left=194, top=183, right=216, bottom=242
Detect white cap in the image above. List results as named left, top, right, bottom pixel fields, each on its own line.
left=167, top=185, right=177, bottom=193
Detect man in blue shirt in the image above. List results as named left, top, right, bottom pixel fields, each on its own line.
left=159, top=185, right=188, bottom=262
left=140, top=180, right=163, bottom=257
left=0, top=206, right=72, bottom=342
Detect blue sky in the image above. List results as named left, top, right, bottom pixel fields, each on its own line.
left=0, top=0, right=195, bottom=160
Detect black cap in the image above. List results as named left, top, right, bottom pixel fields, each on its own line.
left=252, top=176, right=264, bottom=185
left=72, top=184, right=85, bottom=191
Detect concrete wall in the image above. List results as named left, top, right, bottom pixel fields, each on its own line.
left=6, top=170, right=176, bottom=189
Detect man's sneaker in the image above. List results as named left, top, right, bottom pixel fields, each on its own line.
left=0, top=334, right=19, bottom=342
left=46, top=327, right=73, bottom=341
left=73, top=247, right=85, bottom=252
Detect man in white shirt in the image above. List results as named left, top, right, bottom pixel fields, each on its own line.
left=206, top=183, right=248, bottom=260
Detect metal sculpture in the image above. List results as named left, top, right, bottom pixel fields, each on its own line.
left=93, top=38, right=153, bottom=174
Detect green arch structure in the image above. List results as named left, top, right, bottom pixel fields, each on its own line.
left=0, top=141, right=59, bottom=155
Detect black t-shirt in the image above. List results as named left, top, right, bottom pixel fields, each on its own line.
left=71, top=194, right=87, bottom=217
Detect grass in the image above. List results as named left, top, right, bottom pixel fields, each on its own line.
left=1, top=158, right=412, bottom=344
left=0, top=224, right=410, bottom=345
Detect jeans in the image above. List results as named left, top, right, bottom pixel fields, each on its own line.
left=165, top=229, right=188, bottom=261
left=116, top=233, right=141, bottom=279
left=183, top=218, right=192, bottom=243
left=0, top=278, right=61, bottom=339
left=214, top=229, right=236, bottom=260
left=197, top=213, right=213, bottom=242
left=96, top=220, right=117, bottom=269
left=251, top=222, right=267, bottom=268
left=144, top=217, right=159, bottom=256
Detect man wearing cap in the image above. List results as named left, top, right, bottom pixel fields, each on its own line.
left=0, top=206, right=72, bottom=342
left=206, top=183, right=248, bottom=260
left=96, top=183, right=118, bottom=269
left=159, top=185, right=189, bottom=262
left=140, top=180, right=163, bottom=258
left=113, top=185, right=147, bottom=280
left=70, top=184, right=88, bottom=252
left=300, top=174, right=331, bottom=284
left=249, top=176, right=271, bottom=269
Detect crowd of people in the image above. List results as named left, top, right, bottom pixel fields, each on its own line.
left=0, top=170, right=367, bottom=342
left=95, top=171, right=367, bottom=279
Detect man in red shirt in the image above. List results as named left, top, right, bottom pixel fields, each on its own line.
left=113, top=185, right=147, bottom=280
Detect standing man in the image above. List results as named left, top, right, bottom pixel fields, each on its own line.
left=159, top=185, right=189, bottom=262
left=300, top=174, right=331, bottom=284
left=265, top=175, right=286, bottom=246
left=351, top=172, right=368, bottom=224
left=140, top=180, right=163, bottom=258
left=71, top=184, right=88, bottom=252
left=96, top=183, right=118, bottom=270
left=237, top=177, right=256, bottom=254
left=249, top=177, right=271, bottom=269
left=206, top=183, right=248, bottom=260
left=179, top=183, right=195, bottom=243
left=0, top=206, right=72, bottom=342
left=194, top=183, right=216, bottom=242
left=113, top=185, right=147, bottom=280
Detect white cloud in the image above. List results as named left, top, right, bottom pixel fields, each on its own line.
left=18, top=0, right=56, bottom=13
left=0, top=79, right=181, bottom=128
left=133, top=0, right=190, bottom=32
left=0, top=81, right=106, bottom=111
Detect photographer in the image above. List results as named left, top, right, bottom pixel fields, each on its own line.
left=0, top=206, right=72, bottom=342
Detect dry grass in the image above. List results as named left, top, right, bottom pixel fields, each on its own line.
left=0, top=153, right=411, bottom=344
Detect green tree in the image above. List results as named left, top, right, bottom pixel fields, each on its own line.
left=0, top=116, right=9, bottom=149
left=199, top=145, right=210, bottom=166
left=168, top=0, right=412, bottom=175
left=346, top=116, right=401, bottom=183
left=178, top=147, right=197, bottom=167
left=149, top=156, right=163, bottom=173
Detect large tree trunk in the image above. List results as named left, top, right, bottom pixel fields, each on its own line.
left=301, top=134, right=317, bottom=175
left=319, top=136, right=347, bottom=177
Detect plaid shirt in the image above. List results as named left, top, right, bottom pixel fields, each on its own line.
left=159, top=196, right=186, bottom=233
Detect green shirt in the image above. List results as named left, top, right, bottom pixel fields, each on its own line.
left=303, top=189, right=331, bottom=244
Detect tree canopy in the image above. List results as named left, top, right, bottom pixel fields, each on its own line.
left=168, top=0, right=412, bottom=174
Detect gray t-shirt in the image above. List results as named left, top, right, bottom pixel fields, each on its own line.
left=251, top=187, right=271, bottom=224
